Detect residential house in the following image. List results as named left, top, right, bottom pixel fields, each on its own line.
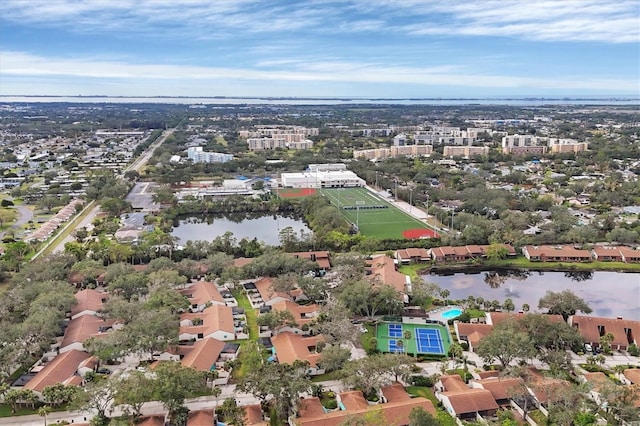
left=367, top=254, right=411, bottom=302
left=395, top=248, right=430, bottom=265
left=70, top=289, right=107, bottom=319
left=25, top=350, right=92, bottom=394
left=296, top=384, right=436, bottom=426
left=136, top=415, right=165, bottom=426
left=179, top=304, right=241, bottom=342
left=618, top=246, right=640, bottom=263
left=187, top=410, right=216, bottom=426
left=179, top=337, right=226, bottom=372
left=59, top=315, right=114, bottom=353
left=582, top=372, right=611, bottom=405
left=522, top=245, right=592, bottom=262
left=624, top=368, right=640, bottom=385
left=569, top=315, right=639, bottom=351
left=435, top=375, right=499, bottom=420
left=180, top=281, right=226, bottom=312
left=270, top=300, right=319, bottom=334
left=243, top=404, right=268, bottom=426
left=290, top=251, right=332, bottom=271
left=470, top=377, right=523, bottom=407
left=485, top=312, right=563, bottom=326
left=271, top=331, right=324, bottom=376
left=454, top=323, right=494, bottom=352
left=254, top=277, right=296, bottom=306
left=591, top=246, right=624, bottom=262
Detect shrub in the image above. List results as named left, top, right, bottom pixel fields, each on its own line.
left=460, top=342, right=469, bottom=351
left=628, top=343, right=640, bottom=357
left=324, top=399, right=337, bottom=410
left=410, top=375, right=435, bottom=387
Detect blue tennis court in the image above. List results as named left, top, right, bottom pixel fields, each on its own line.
left=415, top=328, right=444, bottom=354
left=388, top=323, right=403, bottom=338
left=388, top=339, right=405, bottom=353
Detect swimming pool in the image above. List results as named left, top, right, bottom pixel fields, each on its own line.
left=441, top=308, right=463, bottom=320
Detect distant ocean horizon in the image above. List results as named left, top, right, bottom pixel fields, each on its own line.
left=1, top=95, right=638, bottom=106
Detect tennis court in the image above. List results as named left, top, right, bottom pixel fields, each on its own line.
left=319, top=187, right=433, bottom=239
left=376, top=321, right=450, bottom=356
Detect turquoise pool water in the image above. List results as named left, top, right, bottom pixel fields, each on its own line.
left=441, top=308, right=463, bottom=319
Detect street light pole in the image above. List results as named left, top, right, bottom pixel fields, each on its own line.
left=409, top=189, right=413, bottom=214
left=395, top=179, right=398, bottom=202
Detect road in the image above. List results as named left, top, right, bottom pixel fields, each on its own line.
left=0, top=203, right=33, bottom=240
left=43, top=129, right=174, bottom=255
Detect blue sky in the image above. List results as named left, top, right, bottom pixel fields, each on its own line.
left=0, top=0, right=638, bottom=97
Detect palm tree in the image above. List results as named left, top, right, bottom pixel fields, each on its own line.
left=38, top=406, right=52, bottom=426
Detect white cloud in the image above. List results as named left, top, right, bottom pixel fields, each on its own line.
left=1, top=51, right=636, bottom=93
left=1, top=0, right=637, bottom=43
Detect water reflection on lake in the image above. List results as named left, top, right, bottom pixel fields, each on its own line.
left=171, top=213, right=312, bottom=246
left=423, top=270, right=640, bottom=320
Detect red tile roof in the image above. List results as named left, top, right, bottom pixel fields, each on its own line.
left=187, top=410, right=215, bottom=426
left=61, top=315, right=113, bottom=349
left=25, top=350, right=90, bottom=392
left=442, top=389, right=499, bottom=415
left=179, top=304, right=235, bottom=337
left=624, top=369, right=640, bottom=385
left=70, top=289, right=107, bottom=317
left=272, top=331, right=322, bottom=367
left=366, top=254, right=407, bottom=293
left=180, top=338, right=225, bottom=371
left=180, top=281, right=225, bottom=306
left=271, top=300, right=318, bottom=325
left=571, top=315, right=640, bottom=348
left=474, top=377, right=522, bottom=400
left=243, top=404, right=268, bottom=425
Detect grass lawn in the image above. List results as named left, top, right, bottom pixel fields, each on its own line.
left=310, top=370, right=342, bottom=382
left=485, top=257, right=640, bottom=272
left=406, top=386, right=457, bottom=426
left=319, top=187, right=432, bottom=239
left=466, top=309, right=486, bottom=319
left=398, top=263, right=428, bottom=280
left=527, top=409, right=547, bottom=425
left=234, top=291, right=259, bottom=340
left=358, top=324, right=376, bottom=353
left=0, top=403, right=69, bottom=417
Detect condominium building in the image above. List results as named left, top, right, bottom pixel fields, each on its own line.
left=186, top=147, right=234, bottom=163
left=443, top=146, right=489, bottom=157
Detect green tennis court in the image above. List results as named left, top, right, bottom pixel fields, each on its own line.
left=376, top=321, right=451, bottom=356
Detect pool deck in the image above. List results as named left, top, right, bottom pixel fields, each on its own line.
left=428, top=305, right=464, bottom=323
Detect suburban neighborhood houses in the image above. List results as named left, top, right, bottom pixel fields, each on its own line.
left=0, top=101, right=638, bottom=426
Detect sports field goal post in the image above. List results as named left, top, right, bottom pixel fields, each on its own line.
left=355, top=200, right=365, bottom=228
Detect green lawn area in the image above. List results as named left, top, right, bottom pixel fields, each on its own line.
left=398, top=263, right=428, bottom=280
left=310, top=370, right=342, bottom=382
left=527, top=409, right=547, bottom=425
left=485, top=257, right=640, bottom=272
left=0, top=403, right=69, bottom=417
left=406, top=386, right=457, bottom=426
left=359, top=324, right=376, bottom=353
left=234, top=291, right=258, bottom=340
left=319, top=187, right=433, bottom=239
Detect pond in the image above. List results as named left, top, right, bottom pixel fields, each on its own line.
left=422, top=270, right=640, bottom=320
left=171, top=212, right=312, bottom=246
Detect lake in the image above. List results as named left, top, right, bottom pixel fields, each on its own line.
left=423, top=270, right=640, bottom=320
left=171, top=213, right=312, bottom=246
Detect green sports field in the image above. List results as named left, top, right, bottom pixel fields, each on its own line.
left=318, top=187, right=435, bottom=239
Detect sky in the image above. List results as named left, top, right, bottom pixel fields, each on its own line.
left=0, top=0, right=639, bottom=98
